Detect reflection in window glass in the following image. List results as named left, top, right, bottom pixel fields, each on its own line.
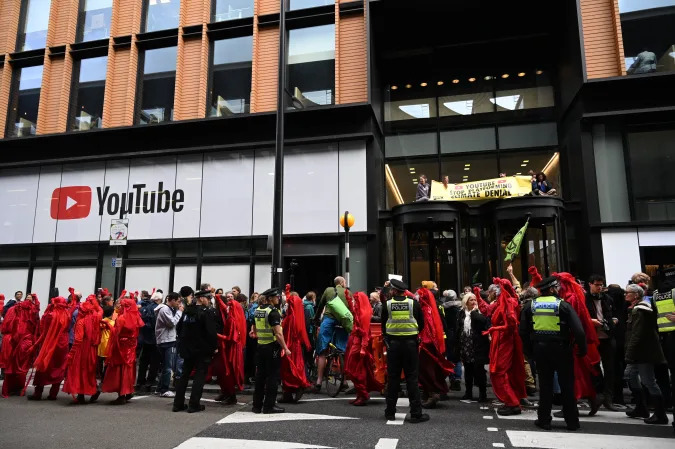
left=385, top=133, right=437, bottom=158
left=138, top=46, right=177, bottom=125
left=619, top=0, right=675, bottom=74
left=441, top=154, right=498, bottom=184
left=18, top=0, right=51, bottom=51
left=439, top=92, right=494, bottom=116
left=385, top=158, right=439, bottom=207
left=212, top=0, right=253, bottom=22
left=384, top=98, right=436, bottom=121
left=440, top=127, right=496, bottom=154
left=499, top=150, right=560, bottom=194
left=492, top=86, right=554, bottom=111
left=144, top=0, right=180, bottom=32
left=71, top=56, right=107, bottom=131
left=6, top=65, right=43, bottom=137
left=289, top=0, right=332, bottom=9
left=498, top=122, right=558, bottom=149
left=288, top=24, right=335, bottom=107
left=77, top=0, right=113, bottom=42
left=209, top=36, right=253, bottom=116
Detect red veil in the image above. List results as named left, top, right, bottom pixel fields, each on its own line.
left=106, top=298, right=142, bottom=365
left=417, top=288, right=453, bottom=394
left=215, top=294, right=247, bottom=392
left=344, top=290, right=382, bottom=398
left=32, top=297, right=70, bottom=372
left=281, top=285, right=311, bottom=391
left=553, top=272, right=601, bottom=400
left=528, top=266, right=543, bottom=288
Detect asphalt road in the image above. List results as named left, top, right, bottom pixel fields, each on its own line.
left=1, top=383, right=673, bottom=449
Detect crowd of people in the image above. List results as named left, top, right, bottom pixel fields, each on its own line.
left=0, top=266, right=673, bottom=433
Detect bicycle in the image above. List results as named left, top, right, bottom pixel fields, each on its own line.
left=323, top=342, right=345, bottom=398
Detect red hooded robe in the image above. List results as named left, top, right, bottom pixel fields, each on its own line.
left=0, top=295, right=40, bottom=397
left=32, top=297, right=73, bottom=388
left=214, top=294, right=247, bottom=396
left=64, top=295, right=102, bottom=396
left=281, top=285, right=311, bottom=392
left=553, top=272, right=601, bottom=400
left=483, top=278, right=527, bottom=407
left=101, top=298, right=143, bottom=396
left=344, top=290, right=383, bottom=400
left=417, top=288, right=453, bottom=395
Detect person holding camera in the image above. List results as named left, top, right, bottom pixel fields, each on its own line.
left=172, top=289, right=218, bottom=413
left=585, top=274, right=619, bottom=411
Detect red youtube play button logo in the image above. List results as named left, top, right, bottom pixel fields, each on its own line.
left=50, top=186, right=92, bottom=220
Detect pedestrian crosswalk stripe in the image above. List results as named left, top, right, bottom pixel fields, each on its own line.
left=497, top=409, right=671, bottom=426
left=173, top=437, right=333, bottom=449
left=507, top=430, right=674, bottom=449
left=375, top=438, right=398, bottom=449
left=386, top=413, right=407, bottom=425
left=217, top=411, right=359, bottom=424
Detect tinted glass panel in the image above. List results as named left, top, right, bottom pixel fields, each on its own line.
left=288, top=24, right=335, bottom=107
left=139, top=46, right=177, bottom=125
left=385, top=158, right=438, bottom=207
left=209, top=35, right=253, bottom=116
left=441, top=153, right=498, bottom=184
left=499, top=150, right=560, bottom=194
left=212, top=0, right=253, bottom=21
left=18, top=0, right=51, bottom=51
left=384, top=97, right=436, bottom=121
left=71, top=56, right=107, bottom=131
left=289, top=0, right=332, bottom=9
left=7, top=65, right=43, bottom=137
left=498, top=122, right=558, bottom=149
left=440, top=128, right=496, bottom=154
left=77, top=0, right=113, bottom=42
left=385, top=133, right=437, bottom=158
left=145, top=0, right=180, bottom=32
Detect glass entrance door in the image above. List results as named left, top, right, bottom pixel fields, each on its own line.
left=407, top=223, right=457, bottom=290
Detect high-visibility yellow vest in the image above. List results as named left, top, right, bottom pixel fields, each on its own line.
left=654, top=288, right=675, bottom=333
left=532, top=296, right=561, bottom=334
left=254, top=306, right=276, bottom=344
left=386, top=297, right=419, bottom=337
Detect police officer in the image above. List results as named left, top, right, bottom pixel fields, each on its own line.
left=520, top=277, right=586, bottom=431
left=251, top=287, right=291, bottom=414
left=653, top=267, right=675, bottom=432
left=381, top=279, right=429, bottom=423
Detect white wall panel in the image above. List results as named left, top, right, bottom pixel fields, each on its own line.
left=254, top=263, right=272, bottom=295
left=284, top=144, right=338, bottom=234
left=252, top=149, right=274, bottom=236
left=173, top=265, right=197, bottom=292
left=126, top=157, right=176, bottom=240
left=33, top=165, right=62, bottom=243
left=601, top=229, right=641, bottom=286
left=31, top=267, right=52, bottom=315
left=124, top=265, right=170, bottom=295
left=338, top=140, right=367, bottom=233
left=99, top=160, right=130, bottom=240
left=201, top=264, right=250, bottom=293
left=200, top=151, right=254, bottom=237
left=56, top=162, right=105, bottom=242
left=637, top=228, right=675, bottom=247
left=173, top=154, right=203, bottom=238
left=0, top=268, right=29, bottom=305
left=54, top=266, right=97, bottom=298
left=0, top=167, right=39, bottom=244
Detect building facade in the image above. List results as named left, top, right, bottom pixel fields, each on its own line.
left=0, top=0, right=673, bottom=306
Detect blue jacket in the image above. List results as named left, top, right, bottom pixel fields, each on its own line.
left=303, top=299, right=315, bottom=338
left=139, top=300, right=159, bottom=345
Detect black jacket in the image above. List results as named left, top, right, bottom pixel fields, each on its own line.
left=455, top=309, right=491, bottom=365
left=381, top=296, right=424, bottom=340
left=585, top=292, right=615, bottom=336
left=519, top=297, right=587, bottom=358
left=625, top=300, right=666, bottom=364
left=177, top=304, right=218, bottom=359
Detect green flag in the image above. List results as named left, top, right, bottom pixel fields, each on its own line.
left=504, top=218, right=529, bottom=262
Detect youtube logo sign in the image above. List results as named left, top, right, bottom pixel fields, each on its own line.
left=50, top=186, right=92, bottom=220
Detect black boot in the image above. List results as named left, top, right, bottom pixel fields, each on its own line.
left=644, top=395, right=669, bottom=425
left=626, top=389, right=649, bottom=419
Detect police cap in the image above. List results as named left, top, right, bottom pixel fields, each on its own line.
left=389, top=278, right=408, bottom=292
left=261, top=287, right=281, bottom=298
left=194, top=289, right=212, bottom=298
left=535, top=276, right=559, bottom=291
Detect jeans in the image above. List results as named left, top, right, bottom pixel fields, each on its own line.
left=454, top=361, right=463, bottom=381
left=553, top=371, right=561, bottom=394
left=625, top=363, right=662, bottom=397
left=157, top=342, right=176, bottom=393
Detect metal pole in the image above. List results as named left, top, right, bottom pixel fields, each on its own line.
left=344, top=210, right=350, bottom=288
left=114, top=245, right=121, bottom=298
left=271, top=0, right=287, bottom=287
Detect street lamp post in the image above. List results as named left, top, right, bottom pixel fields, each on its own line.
left=340, top=211, right=354, bottom=287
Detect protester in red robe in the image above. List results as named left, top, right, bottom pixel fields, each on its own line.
left=344, top=290, right=383, bottom=406
left=63, top=294, right=102, bottom=404
left=213, top=292, right=247, bottom=404
left=28, top=296, right=74, bottom=400
left=0, top=294, right=40, bottom=397
left=474, top=286, right=498, bottom=318
left=417, top=287, right=454, bottom=408
left=554, top=272, right=602, bottom=415
left=484, top=278, right=527, bottom=415
left=102, top=298, right=143, bottom=404
left=529, top=266, right=543, bottom=289
left=279, top=285, right=311, bottom=403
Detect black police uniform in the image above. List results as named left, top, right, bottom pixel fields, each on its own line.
left=252, top=288, right=283, bottom=413
left=381, top=279, right=426, bottom=421
left=520, top=277, right=587, bottom=429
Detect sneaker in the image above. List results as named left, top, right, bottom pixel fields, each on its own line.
left=160, top=391, right=176, bottom=398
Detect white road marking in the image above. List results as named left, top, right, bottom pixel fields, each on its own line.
left=375, top=438, right=399, bottom=449
left=498, top=409, right=671, bottom=426
left=300, top=397, right=385, bottom=402
left=483, top=416, right=494, bottom=419
left=386, top=413, right=408, bottom=425
left=480, top=406, right=490, bottom=410
left=217, top=411, right=359, bottom=424
left=201, top=398, right=248, bottom=405
left=507, top=430, right=675, bottom=449
left=492, top=444, right=505, bottom=448
left=487, top=427, right=498, bottom=432
left=173, top=437, right=333, bottom=449
left=460, top=399, right=477, bottom=404
left=129, top=395, right=148, bottom=400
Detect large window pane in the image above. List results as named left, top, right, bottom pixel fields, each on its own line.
left=593, top=124, right=630, bottom=222
left=6, top=65, right=43, bottom=138
left=17, top=0, right=51, bottom=51
left=619, top=1, right=675, bottom=75
left=288, top=24, right=335, bottom=107
left=438, top=76, right=495, bottom=117
left=498, top=122, right=558, bottom=149
left=144, top=0, right=180, bottom=32
left=138, top=46, right=177, bottom=125
left=440, top=127, right=496, bottom=154
left=77, top=0, right=113, bottom=42
left=492, top=86, right=554, bottom=111
left=212, top=0, right=253, bottom=22
left=209, top=35, right=253, bottom=116
left=441, top=154, right=498, bottom=184
left=627, top=129, right=675, bottom=220
left=384, top=97, right=436, bottom=121
left=289, top=0, right=332, bottom=10
left=499, top=149, right=561, bottom=195
left=385, top=132, right=437, bottom=158
left=385, top=158, right=438, bottom=207
left=71, top=56, right=107, bottom=131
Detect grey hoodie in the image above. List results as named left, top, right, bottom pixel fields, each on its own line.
left=154, top=303, right=183, bottom=345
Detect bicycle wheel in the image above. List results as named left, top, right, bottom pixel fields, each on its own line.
left=324, top=352, right=345, bottom=398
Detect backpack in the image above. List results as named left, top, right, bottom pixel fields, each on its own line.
left=140, top=301, right=157, bottom=330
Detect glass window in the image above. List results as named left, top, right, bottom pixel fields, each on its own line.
left=438, top=76, right=495, bottom=117
left=593, top=124, right=631, bottom=222
left=619, top=0, right=675, bottom=75
left=288, top=24, right=335, bottom=107
left=385, top=158, right=438, bottom=207
left=441, top=153, right=498, bottom=184
left=144, top=0, right=180, bottom=32
left=384, top=96, right=436, bottom=121
left=209, top=35, right=253, bottom=116
left=212, top=0, right=253, bottom=22
left=627, top=129, right=675, bottom=220
left=77, top=0, right=113, bottom=42
left=492, top=86, right=554, bottom=111
left=440, top=127, right=496, bottom=154
left=499, top=149, right=561, bottom=194
left=6, top=65, right=43, bottom=138
left=17, top=0, right=51, bottom=51
left=70, top=56, right=107, bottom=131
left=289, top=0, right=332, bottom=10
left=138, top=46, right=177, bottom=125
left=498, top=122, right=558, bottom=149
left=385, top=132, right=437, bottom=158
